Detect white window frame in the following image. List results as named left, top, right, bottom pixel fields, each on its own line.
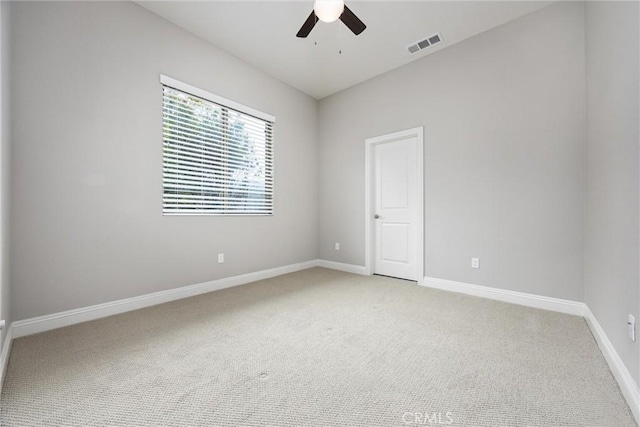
left=161, top=75, right=275, bottom=123
left=160, top=75, right=275, bottom=216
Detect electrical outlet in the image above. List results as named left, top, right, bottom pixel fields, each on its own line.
left=335, top=243, right=340, bottom=251
left=218, top=253, right=224, bottom=263
left=628, top=314, right=636, bottom=342
left=471, top=258, right=480, bottom=269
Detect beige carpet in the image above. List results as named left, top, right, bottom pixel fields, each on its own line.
left=1, top=268, right=636, bottom=426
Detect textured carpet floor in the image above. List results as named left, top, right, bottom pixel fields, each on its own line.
left=1, top=268, right=636, bottom=426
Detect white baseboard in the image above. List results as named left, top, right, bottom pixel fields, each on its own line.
left=584, top=307, right=640, bottom=423
left=422, top=276, right=586, bottom=316
left=0, top=324, right=13, bottom=392
left=11, top=260, right=319, bottom=339
left=317, top=260, right=367, bottom=275
left=422, top=276, right=638, bottom=423
left=11, top=258, right=363, bottom=339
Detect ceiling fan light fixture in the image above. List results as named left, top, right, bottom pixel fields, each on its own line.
left=313, top=0, right=344, bottom=23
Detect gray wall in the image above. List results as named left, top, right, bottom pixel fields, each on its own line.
left=318, top=2, right=586, bottom=301
left=585, top=1, right=639, bottom=385
left=9, top=1, right=318, bottom=320
left=0, top=0, right=10, bottom=345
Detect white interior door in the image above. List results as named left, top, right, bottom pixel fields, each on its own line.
left=373, top=135, right=419, bottom=280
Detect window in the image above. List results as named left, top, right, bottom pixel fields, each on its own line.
left=161, top=75, right=274, bottom=215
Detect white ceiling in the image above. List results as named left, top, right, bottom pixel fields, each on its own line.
left=136, top=1, right=553, bottom=99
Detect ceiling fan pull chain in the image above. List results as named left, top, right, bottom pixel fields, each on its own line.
left=338, top=19, right=343, bottom=54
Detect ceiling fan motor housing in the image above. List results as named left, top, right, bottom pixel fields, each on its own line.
left=297, top=1, right=366, bottom=38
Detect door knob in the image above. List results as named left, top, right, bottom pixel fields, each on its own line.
left=374, top=214, right=382, bottom=219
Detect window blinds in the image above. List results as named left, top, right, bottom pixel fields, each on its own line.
left=161, top=80, right=274, bottom=215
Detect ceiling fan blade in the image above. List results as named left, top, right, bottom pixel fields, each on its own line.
left=296, top=11, right=317, bottom=38
left=340, top=4, right=366, bottom=36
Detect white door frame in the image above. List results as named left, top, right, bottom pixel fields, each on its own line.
left=364, top=126, right=424, bottom=284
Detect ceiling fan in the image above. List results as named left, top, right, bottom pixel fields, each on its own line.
left=296, top=0, right=366, bottom=38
